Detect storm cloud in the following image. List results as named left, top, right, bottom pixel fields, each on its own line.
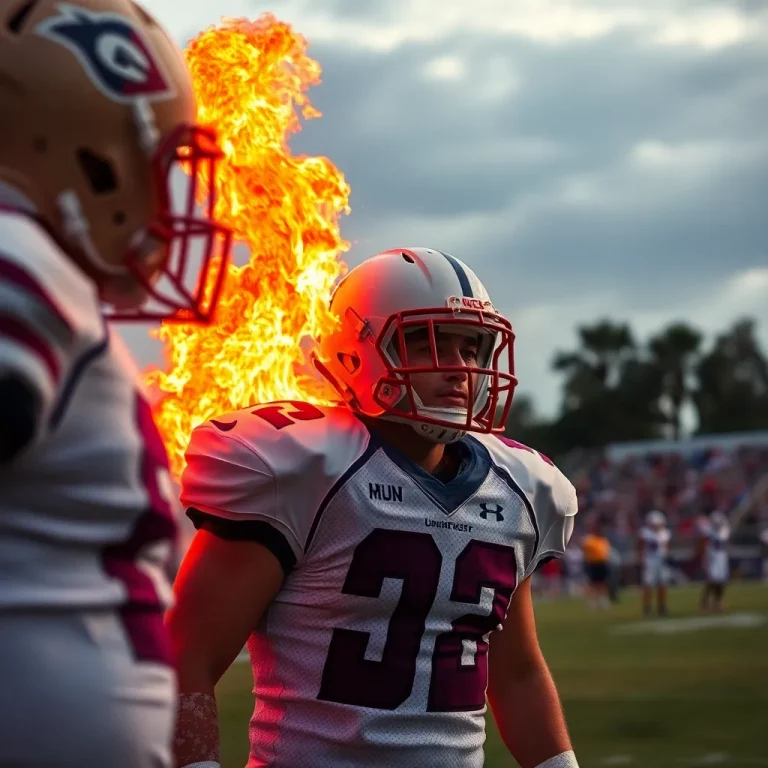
left=129, top=0, right=768, bottom=416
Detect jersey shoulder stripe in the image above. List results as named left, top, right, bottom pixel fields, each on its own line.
left=0, top=211, right=105, bottom=440
left=0, top=211, right=100, bottom=326
left=0, top=312, right=61, bottom=383
left=0, top=253, right=74, bottom=335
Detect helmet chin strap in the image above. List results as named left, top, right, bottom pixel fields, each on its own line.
left=380, top=387, right=470, bottom=444
left=379, top=410, right=467, bottom=444
left=410, top=415, right=466, bottom=444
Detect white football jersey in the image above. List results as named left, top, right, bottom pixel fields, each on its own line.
left=181, top=401, right=578, bottom=768
left=639, top=526, right=670, bottom=562
left=0, top=210, right=176, bottom=664
left=702, top=522, right=730, bottom=573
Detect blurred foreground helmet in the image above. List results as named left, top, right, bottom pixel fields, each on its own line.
left=0, top=0, right=233, bottom=321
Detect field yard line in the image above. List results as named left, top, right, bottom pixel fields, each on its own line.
left=592, top=754, right=768, bottom=767
left=611, top=612, right=768, bottom=635
left=565, top=693, right=768, bottom=701
left=683, top=758, right=768, bottom=767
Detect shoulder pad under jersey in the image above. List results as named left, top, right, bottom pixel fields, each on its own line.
left=0, top=210, right=104, bottom=436
left=474, top=433, right=578, bottom=576
left=180, top=401, right=371, bottom=561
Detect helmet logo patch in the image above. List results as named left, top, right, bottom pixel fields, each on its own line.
left=448, top=295, right=497, bottom=313
left=35, top=4, right=175, bottom=103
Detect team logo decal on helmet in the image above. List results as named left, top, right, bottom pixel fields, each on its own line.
left=35, top=4, right=175, bottom=103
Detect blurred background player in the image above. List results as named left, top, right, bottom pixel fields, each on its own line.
left=581, top=517, right=611, bottom=609
left=698, top=511, right=731, bottom=613
left=562, top=540, right=585, bottom=598
left=0, top=1, right=231, bottom=765
left=536, top=556, right=564, bottom=601
left=168, top=247, right=581, bottom=768
left=761, top=524, right=768, bottom=584
left=638, top=509, right=671, bottom=617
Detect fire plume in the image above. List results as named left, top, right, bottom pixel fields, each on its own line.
left=146, top=15, right=351, bottom=476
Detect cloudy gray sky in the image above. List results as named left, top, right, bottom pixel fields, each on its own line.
left=123, top=0, right=768, bottom=419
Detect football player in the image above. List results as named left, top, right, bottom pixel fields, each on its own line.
left=169, top=247, right=580, bottom=768
left=638, top=509, right=671, bottom=617
left=581, top=517, right=612, bottom=610
left=0, top=1, right=231, bottom=766
left=698, top=511, right=731, bottom=613
left=761, top=524, right=768, bottom=584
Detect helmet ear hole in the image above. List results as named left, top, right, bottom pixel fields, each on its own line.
left=401, top=251, right=415, bottom=264
left=338, top=352, right=361, bottom=374
left=77, top=149, right=118, bottom=195
left=312, top=355, right=359, bottom=407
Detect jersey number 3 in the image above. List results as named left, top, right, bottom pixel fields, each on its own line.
left=318, top=529, right=517, bottom=712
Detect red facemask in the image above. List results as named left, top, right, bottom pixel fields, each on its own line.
left=373, top=306, right=518, bottom=434
left=106, top=124, right=232, bottom=324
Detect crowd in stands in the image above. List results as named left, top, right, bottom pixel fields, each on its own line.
left=537, top=434, right=768, bottom=595
left=570, top=439, right=768, bottom=540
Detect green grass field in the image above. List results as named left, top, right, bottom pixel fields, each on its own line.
left=216, top=582, right=768, bottom=767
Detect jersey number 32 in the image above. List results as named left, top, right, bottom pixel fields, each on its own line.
left=318, top=528, right=517, bottom=712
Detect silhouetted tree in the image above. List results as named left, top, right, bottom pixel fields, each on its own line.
left=694, top=318, right=768, bottom=433
left=553, top=320, right=636, bottom=410
left=649, top=322, right=702, bottom=440
left=548, top=320, right=664, bottom=451
left=515, top=315, right=766, bottom=457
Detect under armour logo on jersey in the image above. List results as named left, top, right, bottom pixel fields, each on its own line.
left=35, top=4, right=175, bottom=103
left=479, top=503, right=504, bottom=521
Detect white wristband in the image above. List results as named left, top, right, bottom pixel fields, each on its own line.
left=535, top=751, right=579, bottom=768
left=181, top=763, right=220, bottom=768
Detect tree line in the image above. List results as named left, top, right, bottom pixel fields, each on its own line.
left=504, top=316, right=768, bottom=458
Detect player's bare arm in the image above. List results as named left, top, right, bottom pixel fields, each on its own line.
left=487, top=576, right=577, bottom=768
left=167, top=529, right=284, bottom=767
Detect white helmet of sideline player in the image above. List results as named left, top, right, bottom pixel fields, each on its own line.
left=312, top=247, right=517, bottom=443
left=709, top=511, right=728, bottom=529
left=646, top=509, right=667, bottom=528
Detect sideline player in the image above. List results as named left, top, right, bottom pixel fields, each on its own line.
left=761, top=524, right=768, bottom=584
left=581, top=517, right=611, bottom=610
left=698, top=511, right=731, bottom=612
left=638, top=510, right=671, bottom=617
left=169, top=247, right=581, bottom=768
left=0, top=1, right=232, bottom=765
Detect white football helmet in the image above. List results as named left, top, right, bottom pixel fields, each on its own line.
left=313, top=247, right=517, bottom=443
left=646, top=509, right=667, bottom=528
left=709, top=511, right=728, bottom=529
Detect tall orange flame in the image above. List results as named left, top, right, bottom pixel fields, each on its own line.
left=146, top=14, right=351, bottom=477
